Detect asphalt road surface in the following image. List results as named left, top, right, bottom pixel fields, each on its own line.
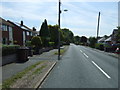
left=40, top=44, right=118, bottom=88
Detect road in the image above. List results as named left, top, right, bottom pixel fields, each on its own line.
left=40, top=44, right=118, bottom=88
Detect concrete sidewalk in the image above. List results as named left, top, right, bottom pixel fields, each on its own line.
left=2, top=49, right=58, bottom=81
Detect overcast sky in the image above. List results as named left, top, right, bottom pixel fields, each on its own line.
left=0, top=0, right=119, bottom=37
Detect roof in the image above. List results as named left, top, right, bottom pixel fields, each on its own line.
left=0, top=17, right=14, bottom=27
left=105, top=37, right=112, bottom=42
left=98, top=37, right=106, bottom=42
left=8, top=20, right=37, bottom=34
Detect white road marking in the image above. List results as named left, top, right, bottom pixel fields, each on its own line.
left=91, top=61, right=111, bottom=79
left=83, top=53, right=88, bottom=58
left=80, top=50, right=83, bottom=53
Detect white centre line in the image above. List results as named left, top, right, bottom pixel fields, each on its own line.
left=80, top=50, right=83, bottom=53
left=91, top=61, right=111, bottom=79
left=83, top=53, right=89, bottom=58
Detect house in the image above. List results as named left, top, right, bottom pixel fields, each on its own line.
left=104, top=36, right=112, bottom=44
left=1, top=17, right=38, bottom=46
left=97, top=37, right=107, bottom=43
left=0, top=17, right=14, bottom=45
left=111, top=29, right=118, bottom=44
left=8, top=20, right=38, bottom=46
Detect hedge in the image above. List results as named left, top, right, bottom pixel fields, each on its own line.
left=2, top=45, right=20, bottom=56
left=95, top=43, right=104, bottom=50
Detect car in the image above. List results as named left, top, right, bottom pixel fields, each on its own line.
left=115, top=47, right=120, bottom=54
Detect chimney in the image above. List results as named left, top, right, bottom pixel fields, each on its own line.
left=33, top=27, right=36, bottom=31
left=21, top=21, right=23, bottom=26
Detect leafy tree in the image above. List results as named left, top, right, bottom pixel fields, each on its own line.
left=61, top=28, right=74, bottom=44
left=31, top=36, right=42, bottom=54
left=89, top=37, right=97, bottom=48
left=80, top=36, right=87, bottom=43
left=39, top=19, right=50, bottom=47
left=74, top=36, right=81, bottom=45
left=48, top=25, right=59, bottom=47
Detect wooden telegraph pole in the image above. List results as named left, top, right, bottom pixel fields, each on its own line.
left=97, top=12, right=100, bottom=42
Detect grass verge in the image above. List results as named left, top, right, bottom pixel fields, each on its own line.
left=54, top=46, right=68, bottom=55
left=2, top=61, right=45, bottom=88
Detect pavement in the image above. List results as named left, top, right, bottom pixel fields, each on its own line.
left=2, top=48, right=58, bottom=81
left=40, top=44, right=118, bottom=88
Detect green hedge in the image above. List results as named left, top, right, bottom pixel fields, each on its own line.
left=95, top=43, right=104, bottom=50
left=49, top=42, right=55, bottom=47
left=2, top=45, right=20, bottom=56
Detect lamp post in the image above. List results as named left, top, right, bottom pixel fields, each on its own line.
left=58, top=0, right=61, bottom=60
left=58, top=0, right=68, bottom=60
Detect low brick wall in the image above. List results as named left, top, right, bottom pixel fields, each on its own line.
left=2, top=54, right=17, bottom=66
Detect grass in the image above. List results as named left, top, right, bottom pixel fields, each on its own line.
left=32, top=65, right=46, bottom=74
left=2, top=61, right=45, bottom=89
left=54, top=46, right=68, bottom=55
left=54, top=49, right=65, bottom=55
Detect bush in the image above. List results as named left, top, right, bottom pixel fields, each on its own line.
left=31, top=36, right=42, bottom=48
left=49, top=42, right=55, bottom=47
left=25, top=41, right=32, bottom=47
left=95, top=43, right=104, bottom=50
left=2, top=45, right=20, bottom=56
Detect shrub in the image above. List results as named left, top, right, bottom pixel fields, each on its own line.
left=95, top=43, right=104, bottom=50
left=2, top=45, right=20, bottom=56
left=31, top=36, right=42, bottom=48
left=25, top=41, right=32, bottom=47
left=49, top=42, right=55, bottom=47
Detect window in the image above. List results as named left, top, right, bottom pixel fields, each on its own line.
left=2, top=38, right=7, bottom=44
left=9, top=26, right=13, bottom=44
left=2, top=25, right=7, bottom=31
left=27, top=32, right=29, bottom=35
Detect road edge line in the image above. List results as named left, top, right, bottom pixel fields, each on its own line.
left=35, top=61, right=57, bottom=89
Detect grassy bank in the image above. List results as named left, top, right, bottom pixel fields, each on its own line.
left=2, top=61, right=45, bottom=88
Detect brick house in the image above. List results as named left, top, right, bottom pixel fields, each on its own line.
left=8, top=20, right=38, bottom=46
left=1, top=17, right=38, bottom=46
left=0, top=17, right=14, bottom=45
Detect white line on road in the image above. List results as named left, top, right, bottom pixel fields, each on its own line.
left=80, top=50, right=83, bottom=53
left=91, top=61, right=111, bottom=79
left=83, top=53, right=89, bottom=58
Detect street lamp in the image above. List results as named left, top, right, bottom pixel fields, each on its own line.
left=58, top=0, right=68, bottom=60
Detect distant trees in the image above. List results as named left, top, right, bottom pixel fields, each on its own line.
left=74, top=36, right=81, bottom=45
left=61, top=28, right=74, bottom=45
left=88, top=37, right=97, bottom=48
left=80, top=36, right=87, bottom=45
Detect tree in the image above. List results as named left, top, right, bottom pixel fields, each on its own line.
left=48, top=25, right=59, bottom=47
left=39, top=19, right=50, bottom=47
left=74, top=36, right=81, bottom=45
left=88, top=37, right=97, bottom=48
left=31, top=36, right=42, bottom=54
left=61, top=28, right=74, bottom=44
left=80, top=36, right=87, bottom=45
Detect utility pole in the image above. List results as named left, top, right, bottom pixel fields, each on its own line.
left=97, top=12, right=100, bottom=42
left=58, top=0, right=61, bottom=60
